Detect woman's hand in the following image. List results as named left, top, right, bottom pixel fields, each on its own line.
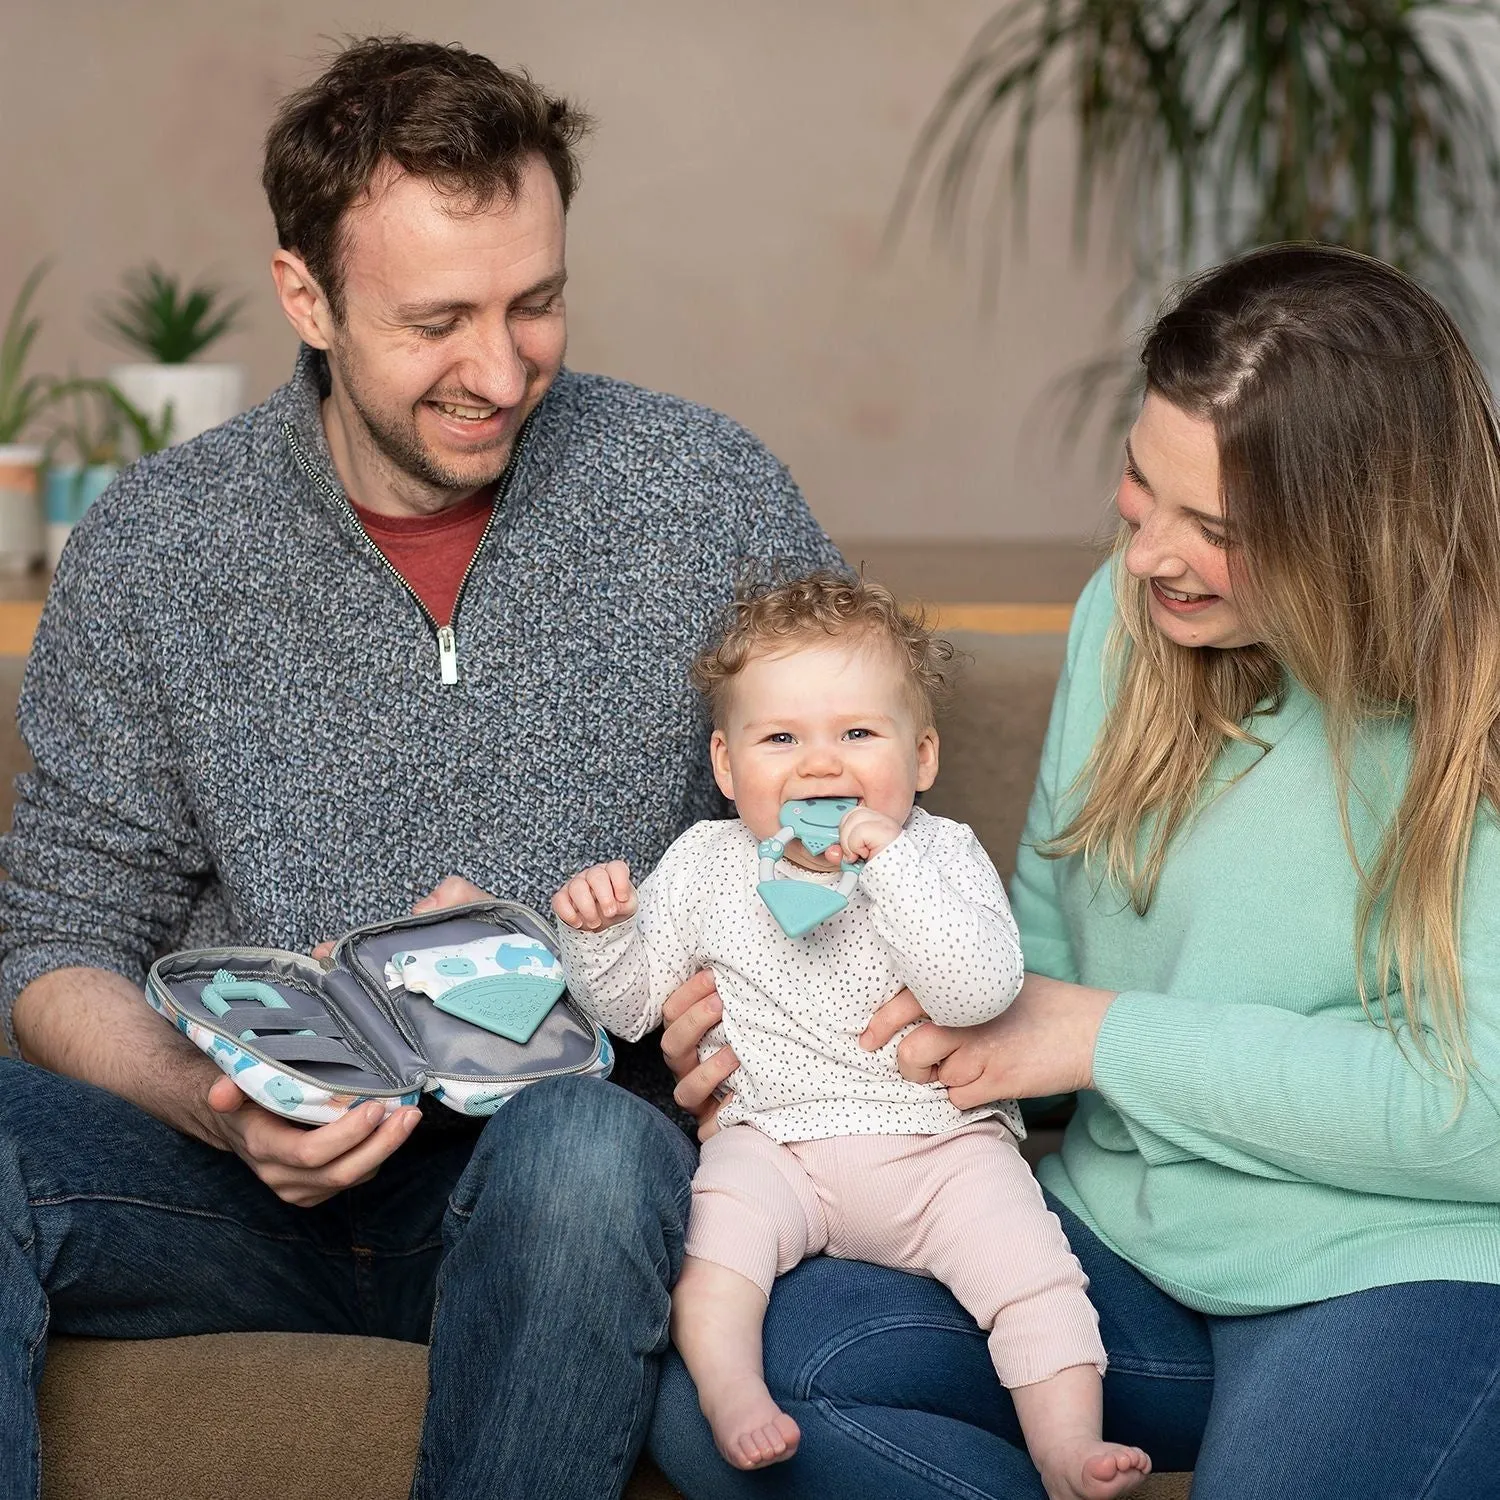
left=859, top=975, right=1117, bottom=1110
left=660, top=969, right=739, bottom=1141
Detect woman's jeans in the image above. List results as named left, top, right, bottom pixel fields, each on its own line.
left=651, top=1192, right=1500, bottom=1500
left=0, top=1058, right=697, bottom=1500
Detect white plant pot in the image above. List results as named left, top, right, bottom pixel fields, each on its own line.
left=0, top=445, right=45, bottom=574
left=108, top=362, right=247, bottom=446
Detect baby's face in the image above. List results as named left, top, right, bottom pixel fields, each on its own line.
left=710, top=638, right=938, bottom=870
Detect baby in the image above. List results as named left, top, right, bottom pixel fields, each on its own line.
left=552, top=572, right=1149, bottom=1500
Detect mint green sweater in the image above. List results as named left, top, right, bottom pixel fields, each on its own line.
left=1020, top=566, right=1500, bottom=1316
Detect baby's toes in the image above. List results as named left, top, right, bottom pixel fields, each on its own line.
left=1080, top=1445, right=1151, bottom=1498
left=735, top=1425, right=785, bottom=1469
left=727, top=1434, right=763, bottom=1470
left=754, top=1420, right=791, bottom=1457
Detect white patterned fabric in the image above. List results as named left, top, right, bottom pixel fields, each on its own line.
left=390, top=935, right=563, bottom=1000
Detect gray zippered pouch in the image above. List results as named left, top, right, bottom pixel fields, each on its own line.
left=146, top=900, right=613, bottom=1122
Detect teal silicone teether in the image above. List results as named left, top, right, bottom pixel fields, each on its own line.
left=757, top=797, right=863, bottom=938
left=426, top=937, right=566, bottom=1044
left=433, top=976, right=563, bottom=1044
left=201, top=969, right=315, bottom=1040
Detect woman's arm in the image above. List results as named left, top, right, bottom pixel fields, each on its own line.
left=1087, top=981, right=1500, bottom=1201
left=866, top=944, right=1500, bottom=1203
left=898, top=552, right=1500, bottom=1200
left=1085, top=787, right=1500, bottom=1197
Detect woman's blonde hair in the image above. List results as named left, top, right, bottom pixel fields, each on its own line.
left=690, top=570, right=953, bottom=728
left=1050, top=244, right=1500, bottom=1088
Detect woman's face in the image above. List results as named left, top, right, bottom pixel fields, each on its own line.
left=1116, top=393, right=1258, bottom=650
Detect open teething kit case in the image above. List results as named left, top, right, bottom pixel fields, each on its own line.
left=146, top=901, right=613, bottom=1124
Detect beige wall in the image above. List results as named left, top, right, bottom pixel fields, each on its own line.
left=2, top=0, right=1130, bottom=543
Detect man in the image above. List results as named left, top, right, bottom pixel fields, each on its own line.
left=0, top=37, right=839, bottom=1499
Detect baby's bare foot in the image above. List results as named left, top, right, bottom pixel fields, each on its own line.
left=1041, top=1439, right=1151, bottom=1500
left=700, top=1372, right=801, bottom=1470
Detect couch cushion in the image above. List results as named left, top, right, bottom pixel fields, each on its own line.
left=926, top=632, right=1065, bottom=879
left=37, top=1333, right=684, bottom=1500
left=39, top=1333, right=424, bottom=1500
left=38, top=1332, right=1189, bottom=1498
left=0, top=655, right=27, bottom=843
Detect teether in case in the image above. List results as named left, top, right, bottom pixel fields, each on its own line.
left=146, top=900, right=612, bottom=1124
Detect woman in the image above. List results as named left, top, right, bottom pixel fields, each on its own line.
left=648, top=244, right=1500, bottom=1499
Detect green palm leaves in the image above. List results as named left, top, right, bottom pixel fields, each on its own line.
left=0, top=263, right=55, bottom=445
left=896, top=0, right=1500, bottom=306
left=99, top=266, right=247, bottom=364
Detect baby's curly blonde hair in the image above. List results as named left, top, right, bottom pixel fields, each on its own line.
left=690, top=570, right=954, bottom=728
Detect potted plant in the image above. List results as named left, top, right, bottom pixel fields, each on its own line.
left=894, top=0, right=1500, bottom=439
left=41, top=380, right=171, bottom=568
left=0, top=263, right=60, bottom=573
left=102, top=265, right=248, bottom=445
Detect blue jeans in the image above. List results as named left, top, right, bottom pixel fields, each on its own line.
left=0, top=1058, right=697, bottom=1500
left=651, top=1191, right=1500, bottom=1499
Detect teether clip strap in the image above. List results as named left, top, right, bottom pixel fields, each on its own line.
left=249, top=1035, right=366, bottom=1068
left=217, top=1013, right=346, bottom=1037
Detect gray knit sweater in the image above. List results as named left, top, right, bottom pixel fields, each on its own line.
left=0, top=348, right=841, bottom=1108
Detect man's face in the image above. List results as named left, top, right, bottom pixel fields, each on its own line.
left=324, top=153, right=568, bottom=505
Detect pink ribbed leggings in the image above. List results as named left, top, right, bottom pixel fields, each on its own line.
left=684, top=1119, right=1107, bottom=1388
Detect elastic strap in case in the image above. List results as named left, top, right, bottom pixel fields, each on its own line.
left=251, top=1035, right=370, bottom=1068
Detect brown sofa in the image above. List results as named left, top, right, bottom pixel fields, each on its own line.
left=0, top=638, right=1193, bottom=1499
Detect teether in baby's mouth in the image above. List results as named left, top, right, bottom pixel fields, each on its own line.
left=756, top=797, right=863, bottom=938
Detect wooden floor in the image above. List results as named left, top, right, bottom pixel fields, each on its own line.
left=0, top=540, right=1097, bottom=655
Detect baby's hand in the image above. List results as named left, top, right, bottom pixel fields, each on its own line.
left=552, top=861, right=639, bottom=931
left=835, top=806, right=904, bottom=863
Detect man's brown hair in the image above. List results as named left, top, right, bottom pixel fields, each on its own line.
left=263, top=36, right=592, bottom=318
left=690, top=570, right=954, bottom=729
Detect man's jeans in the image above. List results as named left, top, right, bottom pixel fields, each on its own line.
left=0, top=1058, right=696, bottom=1500
left=652, top=1192, right=1500, bottom=1500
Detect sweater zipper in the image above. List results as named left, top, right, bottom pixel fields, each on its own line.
left=281, top=414, right=536, bottom=686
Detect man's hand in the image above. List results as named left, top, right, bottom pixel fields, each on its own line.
left=660, top=969, right=738, bottom=1141
left=251, top=874, right=496, bottom=1200
left=203, top=1074, right=422, bottom=1208
left=552, top=861, right=638, bottom=931
left=310, top=876, right=498, bottom=960
left=412, top=875, right=495, bottom=915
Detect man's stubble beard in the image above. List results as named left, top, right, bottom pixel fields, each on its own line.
left=332, top=335, right=513, bottom=498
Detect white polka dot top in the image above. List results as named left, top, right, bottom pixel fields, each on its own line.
left=557, top=807, right=1027, bottom=1142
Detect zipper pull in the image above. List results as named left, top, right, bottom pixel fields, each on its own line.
left=437, top=626, right=459, bottom=685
